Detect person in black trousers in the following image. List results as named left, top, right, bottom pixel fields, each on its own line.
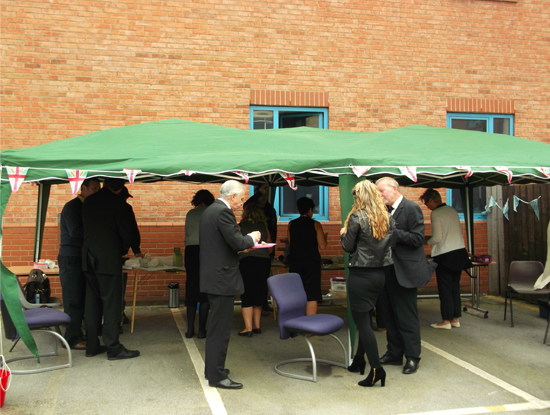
left=375, top=177, right=437, bottom=375
left=199, top=180, right=260, bottom=390
left=341, top=180, right=396, bottom=387
left=58, top=178, right=100, bottom=350
left=184, top=189, right=215, bottom=338
left=82, top=178, right=140, bottom=360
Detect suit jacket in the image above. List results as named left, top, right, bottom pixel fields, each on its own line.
left=82, top=187, right=135, bottom=275
left=199, top=199, right=255, bottom=296
left=392, top=197, right=437, bottom=288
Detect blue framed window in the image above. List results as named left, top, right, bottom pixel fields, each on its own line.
left=250, top=106, right=329, bottom=222
left=446, top=113, right=514, bottom=221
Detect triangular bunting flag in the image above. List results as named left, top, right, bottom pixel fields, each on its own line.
left=495, top=166, right=513, bottom=184
left=182, top=170, right=195, bottom=176
left=123, top=169, right=141, bottom=184
left=235, top=171, right=249, bottom=184
left=455, top=166, right=473, bottom=178
left=351, top=166, right=371, bottom=178
left=66, top=169, right=88, bottom=196
left=513, top=195, right=521, bottom=212
left=6, top=166, right=29, bottom=192
left=399, top=166, right=417, bottom=182
left=279, top=172, right=298, bottom=190
left=503, top=198, right=509, bottom=220
left=530, top=198, right=540, bottom=221
left=535, top=167, right=550, bottom=178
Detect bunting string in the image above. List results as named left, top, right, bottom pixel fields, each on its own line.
left=484, top=195, right=541, bottom=221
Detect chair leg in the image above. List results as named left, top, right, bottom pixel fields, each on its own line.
left=544, top=315, right=550, bottom=345
left=503, top=290, right=508, bottom=321
left=509, top=292, right=514, bottom=327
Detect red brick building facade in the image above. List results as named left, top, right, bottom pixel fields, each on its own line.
left=2, top=0, right=548, bottom=302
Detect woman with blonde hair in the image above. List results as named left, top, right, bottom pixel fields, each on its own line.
left=340, top=180, right=396, bottom=387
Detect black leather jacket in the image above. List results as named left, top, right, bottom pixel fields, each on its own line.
left=341, top=211, right=396, bottom=268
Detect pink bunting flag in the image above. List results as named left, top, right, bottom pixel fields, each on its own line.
left=495, top=166, right=513, bottom=184
left=455, top=166, right=473, bottom=178
left=6, top=166, right=29, bottom=192
left=123, top=169, right=141, bottom=184
left=279, top=172, right=298, bottom=190
left=399, top=166, right=417, bottom=183
left=536, top=167, right=550, bottom=178
left=66, top=169, right=88, bottom=196
left=183, top=170, right=195, bottom=176
left=235, top=171, right=249, bottom=183
left=352, top=166, right=371, bottom=178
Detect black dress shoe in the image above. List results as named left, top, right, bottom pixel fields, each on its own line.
left=402, top=359, right=419, bottom=374
left=185, top=331, right=195, bottom=338
left=197, top=330, right=207, bottom=339
left=208, top=378, right=243, bottom=389
left=252, top=328, right=261, bottom=334
left=238, top=330, right=252, bottom=337
left=379, top=354, right=403, bottom=366
left=107, top=348, right=140, bottom=360
left=85, top=345, right=108, bottom=357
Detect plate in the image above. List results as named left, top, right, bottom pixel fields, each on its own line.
left=251, top=243, right=276, bottom=249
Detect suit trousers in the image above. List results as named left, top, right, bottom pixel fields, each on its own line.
left=205, top=294, right=235, bottom=382
left=58, top=254, right=86, bottom=348
left=435, top=263, right=462, bottom=321
left=84, top=256, right=124, bottom=356
left=379, top=265, right=421, bottom=362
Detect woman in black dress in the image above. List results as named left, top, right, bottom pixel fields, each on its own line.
left=184, top=189, right=215, bottom=338
left=341, top=180, right=396, bottom=387
left=287, top=197, right=327, bottom=316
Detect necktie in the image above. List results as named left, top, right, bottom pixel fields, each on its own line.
left=387, top=205, right=394, bottom=214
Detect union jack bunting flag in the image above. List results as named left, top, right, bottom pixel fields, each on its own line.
left=495, top=166, right=513, bottom=184
left=123, top=169, right=141, bottom=184
left=399, top=166, right=417, bottom=183
left=351, top=166, right=371, bottom=178
left=66, top=169, right=88, bottom=195
left=279, top=172, right=297, bottom=190
left=536, top=167, right=550, bottom=178
left=6, top=166, right=29, bottom=192
left=455, top=166, right=473, bottom=178
left=235, top=171, right=249, bottom=183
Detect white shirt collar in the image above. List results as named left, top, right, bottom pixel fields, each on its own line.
left=218, top=198, right=231, bottom=210
left=391, top=195, right=403, bottom=214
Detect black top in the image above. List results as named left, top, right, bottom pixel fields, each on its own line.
left=59, top=196, right=84, bottom=257
left=288, top=216, right=321, bottom=263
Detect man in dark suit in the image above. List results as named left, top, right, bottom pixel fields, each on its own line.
left=199, top=180, right=261, bottom=390
left=375, top=177, right=436, bottom=374
left=82, top=178, right=140, bottom=360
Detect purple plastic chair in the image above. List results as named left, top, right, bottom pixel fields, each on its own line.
left=0, top=291, right=72, bottom=374
left=267, top=273, right=348, bottom=382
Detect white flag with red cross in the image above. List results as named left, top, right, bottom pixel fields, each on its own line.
left=279, top=172, right=297, bottom=190
left=6, top=166, right=29, bottom=192
left=399, top=166, right=417, bottom=183
left=351, top=166, right=371, bottom=178
left=66, top=169, right=88, bottom=196
left=123, top=169, right=141, bottom=184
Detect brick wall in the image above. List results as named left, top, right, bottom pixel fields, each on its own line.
left=2, top=0, right=548, bottom=301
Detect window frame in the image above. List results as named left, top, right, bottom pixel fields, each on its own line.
left=446, top=113, right=514, bottom=221
left=249, top=105, right=329, bottom=222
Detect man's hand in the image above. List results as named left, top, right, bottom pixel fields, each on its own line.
left=250, top=231, right=261, bottom=243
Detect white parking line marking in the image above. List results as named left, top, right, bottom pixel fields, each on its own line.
left=402, top=341, right=550, bottom=415
left=173, top=310, right=227, bottom=415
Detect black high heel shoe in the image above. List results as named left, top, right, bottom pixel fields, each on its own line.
left=238, top=330, right=253, bottom=337
left=347, top=356, right=366, bottom=375
left=358, top=367, right=386, bottom=387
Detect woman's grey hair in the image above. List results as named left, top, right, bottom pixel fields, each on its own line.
left=219, top=180, right=245, bottom=199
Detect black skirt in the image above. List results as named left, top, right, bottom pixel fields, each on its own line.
left=184, top=245, right=208, bottom=306
left=347, top=266, right=386, bottom=313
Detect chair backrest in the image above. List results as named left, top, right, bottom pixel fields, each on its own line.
left=509, top=261, right=545, bottom=287
left=0, top=291, right=19, bottom=341
left=267, top=273, right=307, bottom=340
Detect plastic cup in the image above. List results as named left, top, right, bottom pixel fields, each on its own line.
left=0, top=367, right=10, bottom=407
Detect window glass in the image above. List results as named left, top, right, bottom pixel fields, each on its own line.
left=250, top=106, right=329, bottom=221
left=447, top=113, right=514, bottom=221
